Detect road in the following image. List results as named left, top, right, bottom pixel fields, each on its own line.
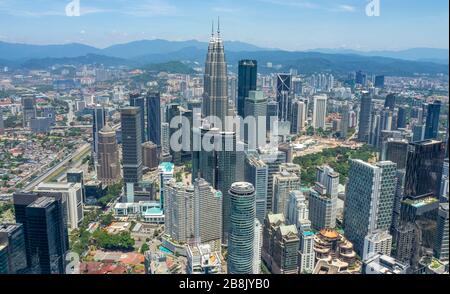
left=23, top=143, right=91, bottom=191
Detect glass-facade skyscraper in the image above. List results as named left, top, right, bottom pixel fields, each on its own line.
left=146, top=92, right=161, bottom=146
left=237, top=60, right=257, bottom=118
left=424, top=100, right=442, bottom=140
left=129, top=93, right=146, bottom=143
left=227, top=182, right=255, bottom=274
left=121, top=107, right=143, bottom=185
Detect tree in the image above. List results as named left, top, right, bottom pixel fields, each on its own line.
left=140, top=243, right=149, bottom=254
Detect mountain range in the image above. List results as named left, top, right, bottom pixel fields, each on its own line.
left=0, top=39, right=448, bottom=76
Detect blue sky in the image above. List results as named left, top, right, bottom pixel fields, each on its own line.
left=0, top=0, right=448, bottom=50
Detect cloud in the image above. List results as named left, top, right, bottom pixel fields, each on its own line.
left=336, top=4, right=356, bottom=12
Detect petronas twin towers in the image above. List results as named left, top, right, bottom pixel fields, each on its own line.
left=202, top=20, right=228, bottom=128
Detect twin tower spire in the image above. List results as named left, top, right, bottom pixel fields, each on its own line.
left=211, top=17, right=221, bottom=39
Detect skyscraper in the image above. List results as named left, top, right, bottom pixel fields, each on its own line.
left=22, top=96, right=36, bottom=127
left=424, top=100, right=442, bottom=140
left=358, top=93, right=372, bottom=142
left=309, top=183, right=336, bottom=230
left=164, top=180, right=194, bottom=244
left=312, top=95, right=327, bottom=129
left=193, top=178, right=222, bottom=251
left=291, top=99, right=307, bottom=134
left=397, top=106, right=407, bottom=129
left=25, top=197, right=68, bottom=274
left=253, top=219, right=263, bottom=274
left=276, top=74, right=292, bottom=122
left=146, top=92, right=161, bottom=146
left=92, top=105, right=106, bottom=161
left=129, top=93, right=146, bottom=143
left=121, top=107, right=143, bottom=187
left=266, top=100, right=279, bottom=136
left=340, top=103, right=350, bottom=139
left=0, top=224, right=28, bottom=274
left=404, top=140, right=445, bottom=197
left=259, top=146, right=287, bottom=211
left=97, top=125, right=121, bottom=185
left=227, top=182, right=255, bottom=274
left=384, top=93, right=396, bottom=109
left=0, top=109, right=4, bottom=135
left=203, top=23, right=228, bottom=127
left=382, top=138, right=408, bottom=170
left=237, top=60, right=257, bottom=118
left=244, top=90, right=267, bottom=150
left=434, top=202, right=449, bottom=261
left=245, top=155, right=268, bottom=224
left=344, top=160, right=397, bottom=256
left=272, top=170, right=301, bottom=216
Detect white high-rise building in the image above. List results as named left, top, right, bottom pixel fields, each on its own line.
left=286, top=190, right=308, bottom=227
left=344, top=160, right=397, bottom=256
left=35, top=182, right=84, bottom=229
left=194, top=178, right=223, bottom=252
left=312, top=94, right=327, bottom=129
left=363, top=230, right=393, bottom=260
left=161, top=122, right=170, bottom=155
left=253, top=219, right=263, bottom=274
left=272, top=170, right=301, bottom=216
left=164, top=180, right=194, bottom=244
left=316, top=165, right=339, bottom=198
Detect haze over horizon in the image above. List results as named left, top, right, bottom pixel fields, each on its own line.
left=0, top=0, right=448, bottom=51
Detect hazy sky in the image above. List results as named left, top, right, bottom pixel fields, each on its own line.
left=0, top=0, right=448, bottom=51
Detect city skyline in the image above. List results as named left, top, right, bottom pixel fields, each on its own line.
left=0, top=0, right=448, bottom=50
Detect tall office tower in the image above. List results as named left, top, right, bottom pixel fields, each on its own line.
left=146, top=92, right=161, bottom=146
left=286, top=191, right=308, bottom=228
left=35, top=182, right=84, bottom=230
left=340, top=103, right=350, bottom=139
left=272, top=170, right=301, bottom=216
left=22, top=96, right=36, bottom=127
left=279, top=163, right=301, bottom=178
left=244, top=90, right=267, bottom=150
left=238, top=60, right=257, bottom=118
left=382, top=139, right=408, bottom=170
left=298, top=226, right=315, bottom=274
left=272, top=224, right=299, bottom=274
left=227, top=182, right=256, bottom=274
left=262, top=213, right=284, bottom=269
left=97, top=125, right=121, bottom=185
left=397, top=106, right=407, bottom=129
left=344, top=160, right=397, bottom=256
left=161, top=122, right=170, bottom=156
left=393, top=222, right=416, bottom=265
left=25, top=197, right=68, bottom=274
left=0, top=109, right=4, bottom=135
left=142, top=141, right=159, bottom=170
left=358, top=93, right=373, bottom=142
left=312, top=95, right=327, bottom=129
left=0, top=224, right=27, bottom=274
left=259, top=147, right=287, bottom=211
left=203, top=24, right=228, bottom=128
left=129, top=93, right=146, bottom=143
left=166, top=104, right=193, bottom=164
left=253, top=219, right=263, bottom=274
left=434, top=202, right=449, bottom=261
left=384, top=93, right=396, bottom=109
left=42, top=106, right=55, bottom=125
left=193, top=178, right=222, bottom=251
left=218, top=132, right=238, bottom=243
left=245, top=155, right=269, bottom=224
left=397, top=194, right=440, bottom=268
left=369, top=110, right=381, bottom=147
left=291, top=99, right=307, bottom=134
left=164, top=180, right=194, bottom=244
left=121, top=107, right=143, bottom=187
left=316, top=165, right=339, bottom=198
left=266, top=100, right=279, bottom=135
left=380, top=108, right=395, bottom=132
left=374, top=75, right=385, bottom=88
left=391, top=169, right=406, bottom=234
left=441, top=159, right=449, bottom=202
left=412, top=124, right=425, bottom=142
left=229, top=76, right=237, bottom=108
left=363, top=230, right=393, bottom=260
left=424, top=101, right=442, bottom=140
left=308, top=183, right=335, bottom=231
left=276, top=73, right=292, bottom=122
left=92, top=105, right=106, bottom=161
left=355, top=70, right=366, bottom=85
left=158, top=162, right=174, bottom=210
left=404, top=140, right=445, bottom=197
